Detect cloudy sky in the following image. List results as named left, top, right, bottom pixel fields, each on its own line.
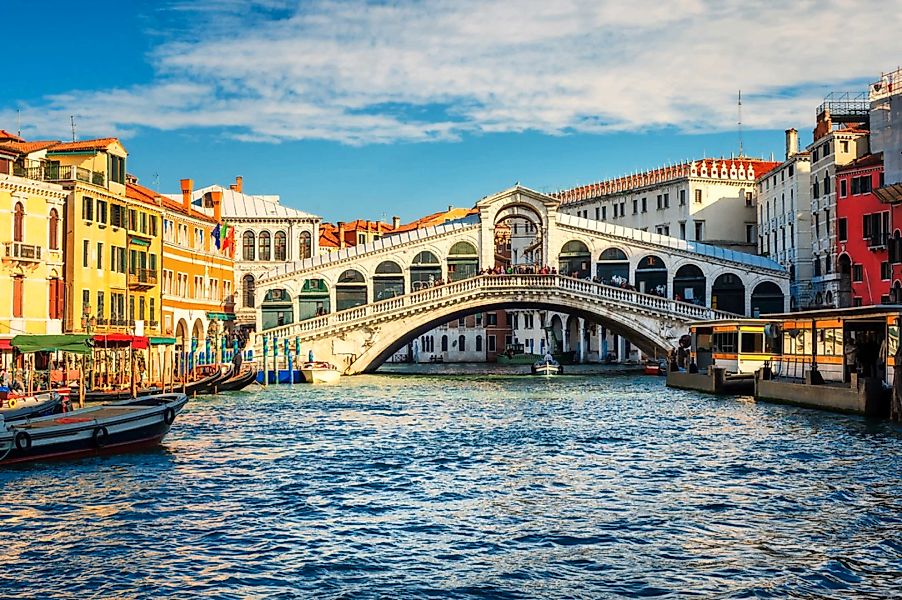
left=3, top=0, right=898, bottom=220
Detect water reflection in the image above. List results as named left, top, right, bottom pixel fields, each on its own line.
left=1, top=368, right=901, bottom=598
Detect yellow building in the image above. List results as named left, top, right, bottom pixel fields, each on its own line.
left=7, top=136, right=164, bottom=337
left=129, top=179, right=235, bottom=361
left=0, top=138, right=69, bottom=356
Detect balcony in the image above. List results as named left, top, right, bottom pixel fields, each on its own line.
left=3, top=242, right=43, bottom=264
left=15, top=164, right=105, bottom=187
left=128, top=268, right=158, bottom=291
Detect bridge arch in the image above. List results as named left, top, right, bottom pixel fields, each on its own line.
left=558, top=240, right=591, bottom=278
left=750, top=281, right=784, bottom=316
left=712, top=272, right=745, bottom=315
left=298, top=278, right=331, bottom=319
left=673, top=263, right=705, bottom=304
left=595, top=247, right=630, bottom=285
left=635, top=254, right=667, bottom=296
left=349, top=294, right=676, bottom=374
left=336, top=268, right=368, bottom=311
left=374, top=260, right=405, bottom=300
left=410, top=250, right=442, bottom=290
left=262, top=288, right=294, bottom=329
left=448, top=241, right=479, bottom=281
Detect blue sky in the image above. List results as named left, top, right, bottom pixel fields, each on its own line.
left=3, top=0, right=898, bottom=222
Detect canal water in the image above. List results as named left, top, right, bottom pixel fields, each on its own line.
left=2, top=367, right=901, bottom=598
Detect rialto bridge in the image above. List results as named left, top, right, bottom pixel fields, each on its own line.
left=251, top=186, right=789, bottom=374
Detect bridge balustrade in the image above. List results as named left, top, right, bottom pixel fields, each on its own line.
left=258, top=274, right=736, bottom=343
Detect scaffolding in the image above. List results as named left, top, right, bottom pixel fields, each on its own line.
left=870, top=66, right=902, bottom=102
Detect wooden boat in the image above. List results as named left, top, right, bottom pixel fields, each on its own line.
left=1, top=391, right=67, bottom=421
left=73, top=365, right=228, bottom=403
left=217, top=365, right=258, bottom=392
left=531, top=360, right=562, bottom=376
left=192, top=364, right=233, bottom=395
left=300, top=362, right=341, bottom=384
left=643, top=360, right=665, bottom=376
left=0, top=392, right=189, bottom=465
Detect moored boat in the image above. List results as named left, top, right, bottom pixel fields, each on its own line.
left=643, top=360, right=665, bottom=376
left=0, top=392, right=189, bottom=465
left=300, top=362, right=341, bottom=384
left=217, top=365, right=259, bottom=392
left=532, top=360, right=562, bottom=376
left=1, top=391, right=68, bottom=421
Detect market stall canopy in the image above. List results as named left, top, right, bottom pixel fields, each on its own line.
left=12, top=334, right=93, bottom=355
left=93, top=334, right=149, bottom=349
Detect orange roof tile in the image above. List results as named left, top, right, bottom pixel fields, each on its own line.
left=48, top=137, right=122, bottom=153
left=0, top=140, right=60, bottom=154
left=0, top=129, right=24, bottom=142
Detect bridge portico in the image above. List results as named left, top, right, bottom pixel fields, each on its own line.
left=253, top=185, right=789, bottom=372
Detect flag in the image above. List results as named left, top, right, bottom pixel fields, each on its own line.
left=211, top=223, right=221, bottom=249
left=222, top=224, right=236, bottom=258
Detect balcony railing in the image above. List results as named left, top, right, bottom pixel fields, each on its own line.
left=867, top=233, right=888, bottom=249
left=128, top=269, right=158, bottom=290
left=4, top=242, right=42, bottom=262
left=15, top=164, right=105, bottom=187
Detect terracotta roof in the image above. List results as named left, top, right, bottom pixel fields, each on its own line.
left=837, top=152, right=884, bottom=173
left=392, top=207, right=477, bottom=233
left=48, top=137, right=122, bottom=153
left=0, top=140, right=60, bottom=154
left=127, top=182, right=217, bottom=223
left=0, top=129, right=24, bottom=142
left=319, top=224, right=340, bottom=248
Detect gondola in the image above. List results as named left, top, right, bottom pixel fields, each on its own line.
left=192, top=364, right=234, bottom=395
left=0, top=392, right=189, bottom=465
left=217, top=365, right=258, bottom=392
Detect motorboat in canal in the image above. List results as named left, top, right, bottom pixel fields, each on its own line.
left=532, top=359, right=562, bottom=376
left=0, top=392, right=189, bottom=465
left=1, top=391, right=69, bottom=422
left=300, top=362, right=341, bottom=384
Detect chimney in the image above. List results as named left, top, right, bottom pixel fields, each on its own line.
left=785, top=128, right=799, bottom=159
left=235, top=176, right=243, bottom=193
left=392, top=215, right=400, bottom=229
left=448, top=205, right=452, bottom=212
left=180, top=178, right=193, bottom=214
left=337, top=221, right=346, bottom=249
left=153, top=195, right=163, bottom=207
left=211, top=190, right=222, bottom=223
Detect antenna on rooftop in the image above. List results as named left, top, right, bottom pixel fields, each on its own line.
left=152, top=172, right=160, bottom=188
left=70, top=115, right=77, bottom=142
left=737, top=90, right=743, bottom=157
left=16, top=109, right=21, bottom=137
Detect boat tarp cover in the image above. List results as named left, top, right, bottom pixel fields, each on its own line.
left=11, top=334, right=93, bottom=355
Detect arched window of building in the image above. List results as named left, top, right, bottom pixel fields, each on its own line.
left=274, top=231, right=287, bottom=261
left=242, top=274, right=256, bottom=308
left=458, top=334, right=466, bottom=352
left=242, top=231, right=255, bottom=261
left=441, top=335, right=448, bottom=352
left=475, top=335, right=483, bottom=352
left=299, top=231, right=312, bottom=260
left=13, top=202, right=24, bottom=242
left=49, top=208, right=59, bottom=250
left=258, top=231, right=272, bottom=261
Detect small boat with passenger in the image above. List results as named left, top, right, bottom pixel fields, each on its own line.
left=532, top=354, right=562, bottom=376
left=0, top=392, right=189, bottom=465
left=300, top=362, right=341, bottom=384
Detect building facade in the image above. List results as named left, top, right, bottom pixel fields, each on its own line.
left=130, top=180, right=235, bottom=358
left=556, top=158, right=780, bottom=253
left=0, top=142, right=68, bottom=355
left=756, top=129, right=814, bottom=309
left=806, top=108, right=870, bottom=308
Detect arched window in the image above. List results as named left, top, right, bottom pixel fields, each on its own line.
left=458, top=335, right=466, bottom=352
left=242, top=274, right=255, bottom=308
left=258, top=231, right=272, bottom=261
left=49, top=208, right=59, bottom=250
left=242, top=231, right=255, bottom=261
left=274, top=231, right=287, bottom=261
left=441, top=335, right=448, bottom=352
left=13, top=202, right=24, bottom=242
left=824, top=174, right=831, bottom=195
left=475, top=335, right=483, bottom=352
left=299, top=231, right=312, bottom=260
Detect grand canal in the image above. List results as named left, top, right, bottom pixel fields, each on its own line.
left=2, top=368, right=901, bottom=598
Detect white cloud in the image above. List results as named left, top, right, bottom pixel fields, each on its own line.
left=4, top=0, right=900, bottom=144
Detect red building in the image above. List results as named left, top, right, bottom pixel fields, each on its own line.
left=835, top=153, right=893, bottom=306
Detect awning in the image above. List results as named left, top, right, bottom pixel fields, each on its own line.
left=93, top=334, right=149, bottom=349
left=0, top=339, right=13, bottom=350
left=206, top=312, right=236, bottom=321
left=149, top=336, right=177, bottom=345
left=128, top=236, right=151, bottom=247
left=11, top=334, right=93, bottom=355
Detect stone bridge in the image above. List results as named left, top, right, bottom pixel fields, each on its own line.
left=251, top=185, right=789, bottom=372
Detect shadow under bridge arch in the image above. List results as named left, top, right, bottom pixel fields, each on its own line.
left=352, top=297, right=676, bottom=374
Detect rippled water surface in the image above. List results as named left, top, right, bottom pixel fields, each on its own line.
left=2, top=367, right=901, bottom=598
